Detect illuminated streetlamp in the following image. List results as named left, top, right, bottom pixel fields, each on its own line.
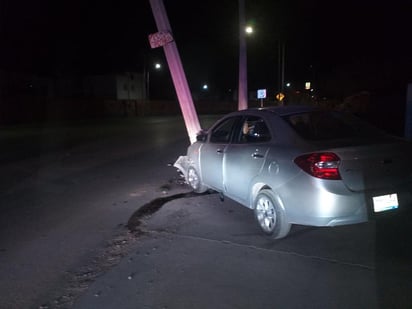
left=145, top=61, right=162, bottom=100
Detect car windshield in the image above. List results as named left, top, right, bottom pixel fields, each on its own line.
left=283, top=111, right=384, bottom=141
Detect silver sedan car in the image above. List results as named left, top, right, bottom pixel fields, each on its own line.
left=174, top=105, right=412, bottom=239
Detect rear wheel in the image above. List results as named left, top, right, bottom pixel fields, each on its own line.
left=254, top=189, right=291, bottom=239
left=187, top=167, right=207, bottom=193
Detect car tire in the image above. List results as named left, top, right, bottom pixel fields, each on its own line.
left=187, top=167, right=207, bottom=193
left=254, top=189, right=291, bottom=239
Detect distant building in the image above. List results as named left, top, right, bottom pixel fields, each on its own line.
left=83, top=72, right=146, bottom=100
left=0, top=70, right=52, bottom=97
left=0, top=70, right=146, bottom=100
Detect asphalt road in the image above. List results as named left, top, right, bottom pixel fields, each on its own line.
left=0, top=115, right=202, bottom=308
left=0, top=115, right=411, bottom=309
left=74, top=193, right=412, bottom=309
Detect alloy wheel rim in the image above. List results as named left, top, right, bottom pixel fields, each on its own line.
left=256, top=196, right=276, bottom=232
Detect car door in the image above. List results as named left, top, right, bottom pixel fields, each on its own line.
left=224, top=116, right=271, bottom=203
left=200, top=117, right=239, bottom=191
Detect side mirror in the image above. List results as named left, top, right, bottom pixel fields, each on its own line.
left=196, top=130, right=208, bottom=142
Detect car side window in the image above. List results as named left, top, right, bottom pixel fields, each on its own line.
left=210, top=117, right=238, bottom=143
left=237, top=116, right=271, bottom=143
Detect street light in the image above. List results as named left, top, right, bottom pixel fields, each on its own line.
left=145, top=62, right=162, bottom=100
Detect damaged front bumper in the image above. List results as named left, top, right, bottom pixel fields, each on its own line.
left=173, top=155, right=189, bottom=179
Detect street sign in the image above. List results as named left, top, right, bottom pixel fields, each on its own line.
left=148, top=31, right=174, bottom=48
left=257, top=89, right=266, bottom=99
left=276, top=92, right=285, bottom=101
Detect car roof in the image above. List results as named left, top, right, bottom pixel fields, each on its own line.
left=262, top=105, right=321, bottom=116
left=229, top=105, right=320, bottom=117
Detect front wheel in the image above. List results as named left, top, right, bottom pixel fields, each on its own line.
left=254, top=189, right=291, bottom=239
left=187, top=167, right=207, bottom=193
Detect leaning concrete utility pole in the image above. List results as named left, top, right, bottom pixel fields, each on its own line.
left=148, top=0, right=201, bottom=144
left=238, top=0, right=248, bottom=110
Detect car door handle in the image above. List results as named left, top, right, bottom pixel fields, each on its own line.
left=252, top=153, right=264, bottom=158
left=217, top=149, right=224, bottom=154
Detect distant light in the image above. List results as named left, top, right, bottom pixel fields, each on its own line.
left=286, top=82, right=291, bottom=87
left=245, top=26, right=253, bottom=34
left=154, top=63, right=161, bottom=69
left=202, top=84, right=208, bottom=90
left=305, top=82, right=311, bottom=90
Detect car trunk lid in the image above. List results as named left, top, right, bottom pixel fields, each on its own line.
left=325, top=139, right=412, bottom=192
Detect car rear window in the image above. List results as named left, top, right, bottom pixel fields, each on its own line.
left=283, top=111, right=383, bottom=141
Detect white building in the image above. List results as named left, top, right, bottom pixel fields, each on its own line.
left=83, top=72, right=145, bottom=100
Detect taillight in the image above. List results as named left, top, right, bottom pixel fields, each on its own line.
left=294, top=152, right=341, bottom=180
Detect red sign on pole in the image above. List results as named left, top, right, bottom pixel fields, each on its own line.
left=148, top=31, right=174, bottom=49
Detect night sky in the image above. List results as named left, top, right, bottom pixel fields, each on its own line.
left=1, top=0, right=411, bottom=100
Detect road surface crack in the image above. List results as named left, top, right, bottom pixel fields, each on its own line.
left=146, top=230, right=375, bottom=271
left=126, top=190, right=214, bottom=232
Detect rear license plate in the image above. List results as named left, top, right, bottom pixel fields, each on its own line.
left=373, top=193, right=399, bottom=213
